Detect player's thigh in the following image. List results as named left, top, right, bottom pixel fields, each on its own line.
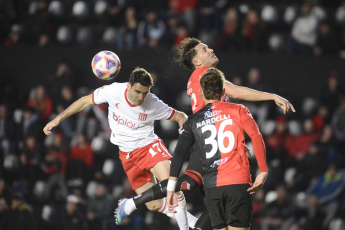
left=150, top=159, right=170, bottom=181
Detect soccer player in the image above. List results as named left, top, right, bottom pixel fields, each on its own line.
left=43, top=67, right=197, bottom=230
left=115, top=37, right=294, bottom=229
left=167, top=67, right=268, bottom=230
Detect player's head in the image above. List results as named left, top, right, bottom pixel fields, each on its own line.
left=200, top=67, right=225, bottom=101
left=175, top=37, right=219, bottom=70
left=127, top=67, right=153, bottom=106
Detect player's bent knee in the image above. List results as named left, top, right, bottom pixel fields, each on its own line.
left=178, top=171, right=202, bottom=191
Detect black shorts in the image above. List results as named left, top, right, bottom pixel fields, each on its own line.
left=205, top=184, right=253, bottom=229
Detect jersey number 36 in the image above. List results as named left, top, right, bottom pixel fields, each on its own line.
left=201, top=119, right=235, bottom=159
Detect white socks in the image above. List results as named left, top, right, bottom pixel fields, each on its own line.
left=158, top=193, right=197, bottom=230
left=123, top=198, right=136, bottom=215
left=177, top=192, right=197, bottom=229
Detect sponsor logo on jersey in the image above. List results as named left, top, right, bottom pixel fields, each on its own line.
left=204, top=110, right=221, bottom=119
left=138, top=113, right=147, bottom=121
left=115, top=103, right=120, bottom=109
left=113, top=112, right=139, bottom=130
left=210, top=157, right=229, bottom=168
left=196, top=114, right=231, bottom=128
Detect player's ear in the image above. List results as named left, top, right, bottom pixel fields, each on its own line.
left=193, top=58, right=200, bottom=67
left=200, top=88, right=205, bottom=99
left=127, top=82, right=131, bottom=90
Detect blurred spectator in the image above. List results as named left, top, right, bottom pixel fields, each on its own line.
left=247, top=67, right=270, bottom=92
left=241, top=10, right=267, bottom=51
left=307, top=163, right=345, bottom=229
left=312, top=105, right=329, bottom=133
left=55, top=85, right=75, bottom=139
left=0, top=192, right=37, bottom=230
left=218, top=7, right=242, bottom=51
left=18, top=107, right=42, bottom=145
left=164, top=14, right=180, bottom=47
left=168, top=0, right=197, bottom=32
left=320, top=70, right=343, bottom=116
left=42, top=132, right=68, bottom=201
left=47, top=61, right=76, bottom=104
left=38, top=33, right=51, bottom=47
left=319, top=125, right=344, bottom=164
left=198, top=0, right=222, bottom=31
left=50, top=194, right=88, bottom=230
left=287, top=2, right=318, bottom=55
left=106, top=0, right=126, bottom=26
left=265, top=116, right=294, bottom=163
left=27, top=85, right=53, bottom=122
left=68, top=134, right=94, bottom=183
left=0, top=104, right=16, bottom=155
left=260, top=185, right=296, bottom=230
left=313, top=22, right=339, bottom=57
left=331, top=95, right=345, bottom=142
left=4, top=25, right=23, bottom=46
left=290, top=142, right=328, bottom=192
left=20, top=135, right=45, bottom=194
left=0, top=178, right=11, bottom=223
left=86, top=183, right=113, bottom=230
left=137, top=10, right=166, bottom=48
left=24, top=0, right=51, bottom=44
left=75, top=103, right=109, bottom=140
left=117, top=7, right=138, bottom=50
left=174, top=24, right=189, bottom=46
left=288, top=119, right=320, bottom=160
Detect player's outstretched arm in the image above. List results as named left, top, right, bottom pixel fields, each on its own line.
left=224, top=80, right=295, bottom=114
left=242, top=114, right=268, bottom=194
left=171, top=110, right=188, bottom=133
left=43, top=94, right=94, bottom=135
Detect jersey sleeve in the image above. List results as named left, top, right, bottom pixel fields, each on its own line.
left=151, top=94, right=176, bottom=120
left=170, top=119, right=195, bottom=177
left=92, top=84, right=113, bottom=105
left=240, top=105, right=268, bottom=173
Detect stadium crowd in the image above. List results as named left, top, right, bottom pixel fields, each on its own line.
left=0, top=1, right=345, bottom=230
left=1, top=0, right=345, bottom=56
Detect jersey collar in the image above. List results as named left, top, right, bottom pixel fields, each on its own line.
left=124, top=88, right=137, bottom=107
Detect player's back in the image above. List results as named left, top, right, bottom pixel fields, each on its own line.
left=190, top=101, right=253, bottom=189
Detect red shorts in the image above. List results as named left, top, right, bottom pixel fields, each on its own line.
left=119, top=139, right=172, bottom=190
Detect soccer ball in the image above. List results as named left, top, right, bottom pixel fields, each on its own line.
left=91, top=51, right=121, bottom=80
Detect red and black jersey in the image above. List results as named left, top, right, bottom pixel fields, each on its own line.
left=187, top=66, right=227, bottom=114
left=170, top=101, right=268, bottom=189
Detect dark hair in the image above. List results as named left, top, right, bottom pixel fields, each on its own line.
left=200, top=68, right=225, bottom=100
left=175, top=37, right=200, bottom=70
left=129, top=67, right=153, bottom=87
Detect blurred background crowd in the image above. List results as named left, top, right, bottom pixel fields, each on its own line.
left=1, top=0, right=345, bottom=56
left=0, top=0, right=345, bottom=230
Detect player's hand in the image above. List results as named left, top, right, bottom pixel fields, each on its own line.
left=247, top=172, right=268, bottom=194
left=273, top=94, right=295, bottom=114
left=167, top=190, right=178, bottom=213
left=43, top=120, right=59, bottom=135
